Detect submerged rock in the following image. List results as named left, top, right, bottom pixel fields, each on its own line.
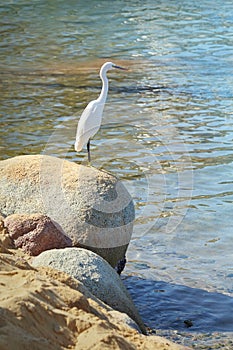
left=32, top=247, right=146, bottom=334
left=0, top=155, right=134, bottom=268
left=4, top=213, right=72, bottom=256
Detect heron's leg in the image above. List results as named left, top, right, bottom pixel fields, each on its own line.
left=87, top=140, right=91, bottom=163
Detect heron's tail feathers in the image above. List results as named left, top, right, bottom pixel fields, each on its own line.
left=74, top=139, right=83, bottom=152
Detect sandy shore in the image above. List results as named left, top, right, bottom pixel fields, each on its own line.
left=0, top=228, right=190, bottom=350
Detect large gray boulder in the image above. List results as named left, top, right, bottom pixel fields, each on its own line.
left=32, top=247, right=146, bottom=334
left=0, top=155, right=134, bottom=267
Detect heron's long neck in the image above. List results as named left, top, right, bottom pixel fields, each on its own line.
left=98, top=72, right=108, bottom=103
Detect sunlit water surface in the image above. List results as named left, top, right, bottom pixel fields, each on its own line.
left=1, top=1, right=233, bottom=348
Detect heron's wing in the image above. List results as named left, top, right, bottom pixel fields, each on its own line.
left=75, top=100, right=104, bottom=151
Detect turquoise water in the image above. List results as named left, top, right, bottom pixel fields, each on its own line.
left=1, top=1, right=233, bottom=348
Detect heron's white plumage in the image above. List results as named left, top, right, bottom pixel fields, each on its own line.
left=74, top=61, right=126, bottom=161
left=74, top=99, right=104, bottom=152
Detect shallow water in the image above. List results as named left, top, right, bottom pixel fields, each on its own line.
left=1, top=1, right=233, bottom=348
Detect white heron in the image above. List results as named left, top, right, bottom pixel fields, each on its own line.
left=74, top=61, right=126, bottom=162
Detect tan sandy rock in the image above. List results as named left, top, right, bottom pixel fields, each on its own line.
left=0, top=238, right=189, bottom=350
left=0, top=219, right=14, bottom=253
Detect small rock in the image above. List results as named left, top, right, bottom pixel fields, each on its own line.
left=184, top=319, right=193, bottom=328
left=4, top=213, right=72, bottom=256
left=32, top=247, right=146, bottom=334
left=115, top=256, right=127, bottom=275
left=108, top=310, right=142, bottom=333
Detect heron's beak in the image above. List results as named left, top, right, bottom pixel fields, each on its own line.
left=113, top=64, right=128, bottom=70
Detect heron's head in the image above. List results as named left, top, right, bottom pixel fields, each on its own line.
left=100, top=61, right=127, bottom=75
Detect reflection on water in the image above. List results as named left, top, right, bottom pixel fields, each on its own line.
left=1, top=0, right=233, bottom=348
